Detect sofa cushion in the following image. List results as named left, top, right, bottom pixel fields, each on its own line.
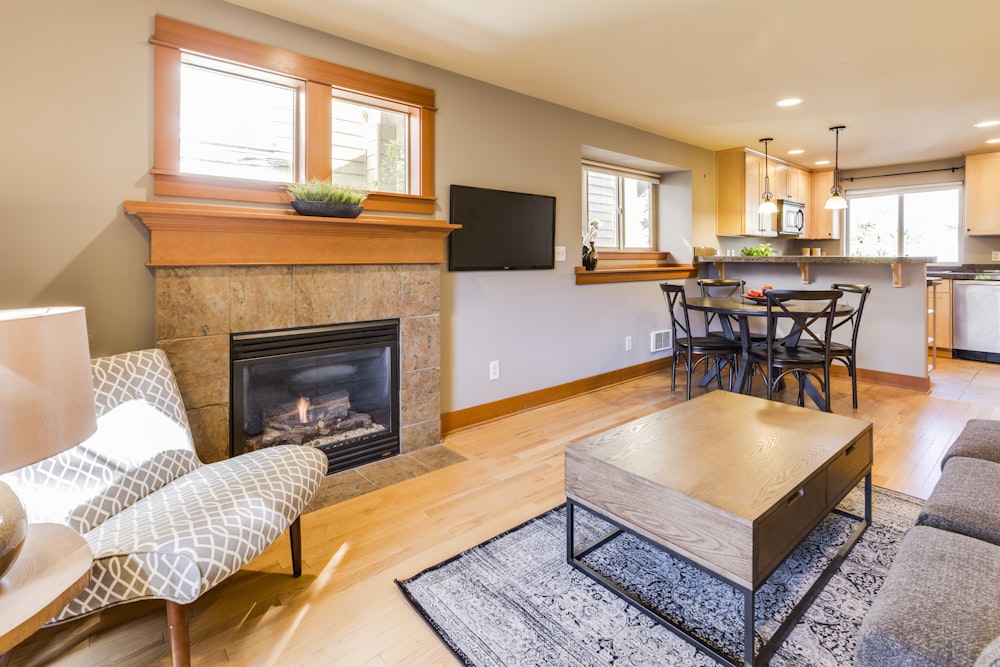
left=53, top=444, right=326, bottom=621
left=918, top=456, right=1000, bottom=546
left=941, top=419, right=1000, bottom=468
left=0, top=399, right=200, bottom=534
left=855, top=525, right=1000, bottom=667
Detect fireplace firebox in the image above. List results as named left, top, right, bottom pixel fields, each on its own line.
left=231, top=319, right=400, bottom=475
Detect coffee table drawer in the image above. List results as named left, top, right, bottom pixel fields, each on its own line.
left=827, top=432, right=872, bottom=505
left=756, top=472, right=827, bottom=581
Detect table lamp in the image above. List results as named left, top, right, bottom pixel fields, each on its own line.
left=0, top=307, right=96, bottom=580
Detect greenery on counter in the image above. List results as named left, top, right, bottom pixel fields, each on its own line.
left=740, top=243, right=774, bottom=256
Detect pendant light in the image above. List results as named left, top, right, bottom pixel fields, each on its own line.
left=758, top=138, right=778, bottom=214
left=825, top=125, right=848, bottom=210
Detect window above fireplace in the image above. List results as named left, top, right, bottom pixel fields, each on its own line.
left=150, top=15, right=436, bottom=215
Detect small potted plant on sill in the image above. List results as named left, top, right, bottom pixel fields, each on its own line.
left=284, top=179, right=368, bottom=218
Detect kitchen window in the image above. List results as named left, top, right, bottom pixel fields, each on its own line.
left=582, top=161, right=658, bottom=250
left=846, top=185, right=961, bottom=262
left=151, top=16, right=436, bottom=214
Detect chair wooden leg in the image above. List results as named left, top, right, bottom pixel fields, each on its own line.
left=165, top=601, right=191, bottom=667
left=289, top=516, right=303, bottom=578
left=850, top=359, right=858, bottom=409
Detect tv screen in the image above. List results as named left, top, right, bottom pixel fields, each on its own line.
left=448, top=185, right=556, bottom=271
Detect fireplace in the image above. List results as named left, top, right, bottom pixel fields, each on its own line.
left=231, top=319, right=401, bottom=475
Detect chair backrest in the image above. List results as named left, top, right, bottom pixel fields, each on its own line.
left=0, top=348, right=200, bottom=534
left=763, top=289, right=843, bottom=355
left=697, top=279, right=745, bottom=333
left=659, top=283, right=694, bottom=342
left=830, top=283, right=872, bottom=351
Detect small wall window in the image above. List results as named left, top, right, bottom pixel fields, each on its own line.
left=151, top=16, right=436, bottom=214
left=583, top=161, right=658, bottom=250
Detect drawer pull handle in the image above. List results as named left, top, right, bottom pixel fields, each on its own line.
left=787, top=488, right=805, bottom=505
left=845, top=443, right=857, bottom=456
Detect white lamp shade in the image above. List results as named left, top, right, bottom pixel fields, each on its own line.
left=825, top=194, right=848, bottom=210
left=759, top=199, right=778, bottom=214
left=0, top=307, right=97, bottom=473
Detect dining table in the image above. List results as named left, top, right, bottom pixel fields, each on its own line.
left=684, top=296, right=854, bottom=408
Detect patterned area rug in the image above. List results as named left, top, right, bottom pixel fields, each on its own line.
left=396, top=485, right=920, bottom=666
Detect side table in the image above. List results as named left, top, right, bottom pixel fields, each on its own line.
left=0, top=524, right=91, bottom=664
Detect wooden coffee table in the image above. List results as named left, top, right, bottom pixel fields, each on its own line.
left=565, top=391, right=872, bottom=667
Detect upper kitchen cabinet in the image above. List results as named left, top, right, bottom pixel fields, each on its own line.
left=965, top=151, right=1000, bottom=235
left=804, top=169, right=841, bottom=240
left=717, top=148, right=776, bottom=236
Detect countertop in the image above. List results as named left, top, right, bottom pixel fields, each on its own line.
left=697, top=255, right=934, bottom=264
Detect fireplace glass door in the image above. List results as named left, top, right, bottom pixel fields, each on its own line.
left=231, top=319, right=400, bottom=475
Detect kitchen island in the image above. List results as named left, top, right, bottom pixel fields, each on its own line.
left=697, top=255, right=935, bottom=392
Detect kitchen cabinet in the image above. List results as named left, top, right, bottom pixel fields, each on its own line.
left=964, top=151, right=1000, bottom=236
left=717, top=148, right=775, bottom=236
left=804, top=169, right=841, bottom=240
left=927, top=279, right=952, bottom=351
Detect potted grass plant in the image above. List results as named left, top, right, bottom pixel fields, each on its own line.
left=284, top=179, right=368, bottom=218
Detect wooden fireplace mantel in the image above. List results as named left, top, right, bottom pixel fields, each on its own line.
left=124, top=200, right=460, bottom=267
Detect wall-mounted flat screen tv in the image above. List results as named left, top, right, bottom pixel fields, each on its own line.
left=448, top=184, right=556, bottom=271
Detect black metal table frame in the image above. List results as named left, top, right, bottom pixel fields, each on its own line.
left=566, top=472, right=871, bottom=667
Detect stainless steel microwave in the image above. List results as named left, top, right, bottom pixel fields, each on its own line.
left=777, top=199, right=804, bottom=235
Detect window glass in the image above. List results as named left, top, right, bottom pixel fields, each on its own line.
left=848, top=195, right=898, bottom=257
left=847, top=187, right=960, bottom=262
left=623, top=178, right=652, bottom=248
left=585, top=171, right=619, bottom=247
left=331, top=97, right=409, bottom=193
left=179, top=54, right=297, bottom=182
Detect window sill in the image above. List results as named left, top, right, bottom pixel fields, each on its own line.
left=574, top=264, right=698, bottom=284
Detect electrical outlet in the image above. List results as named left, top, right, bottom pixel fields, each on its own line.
left=993, top=251, right=1000, bottom=261
left=555, top=246, right=566, bottom=261
left=625, top=336, right=632, bottom=351
left=489, top=360, right=500, bottom=381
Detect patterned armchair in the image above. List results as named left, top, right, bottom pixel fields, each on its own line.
left=0, top=349, right=327, bottom=666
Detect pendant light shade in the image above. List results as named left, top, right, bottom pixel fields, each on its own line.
left=825, top=125, right=848, bottom=210
left=758, top=138, right=778, bottom=214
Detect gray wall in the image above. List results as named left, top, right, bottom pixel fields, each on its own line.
left=0, top=0, right=714, bottom=414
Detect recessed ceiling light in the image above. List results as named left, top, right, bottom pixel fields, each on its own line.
left=777, top=98, right=802, bottom=107
left=787, top=149, right=804, bottom=155
left=815, top=160, right=831, bottom=166
left=988, top=138, right=1000, bottom=144
left=975, top=120, right=1000, bottom=128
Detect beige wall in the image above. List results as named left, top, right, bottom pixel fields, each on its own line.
left=0, top=0, right=716, bottom=412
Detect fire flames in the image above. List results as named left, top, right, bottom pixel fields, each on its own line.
left=296, top=396, right=310, bottom=423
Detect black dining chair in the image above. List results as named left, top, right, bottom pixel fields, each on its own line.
left=660, top=283, right=743, bottom=400
left=746, top=289, right=843, bottom=412
left=696, top=278, right=745, bottom=338
left=797, top=283, right=872, bottom=409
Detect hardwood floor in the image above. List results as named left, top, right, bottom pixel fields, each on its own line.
left=10, top=356, right=1000, bottom=666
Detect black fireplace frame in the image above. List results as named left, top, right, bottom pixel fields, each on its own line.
left=230, top=319, right=401, bottom=475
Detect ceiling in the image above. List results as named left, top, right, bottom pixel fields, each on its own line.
left=226, top=0, right=1000, bottom=171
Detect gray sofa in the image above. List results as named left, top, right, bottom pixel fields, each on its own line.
left=855, top=419, right=1000, bottom=667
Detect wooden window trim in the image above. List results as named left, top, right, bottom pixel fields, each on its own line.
left=150, top=15, right=436, bottom=215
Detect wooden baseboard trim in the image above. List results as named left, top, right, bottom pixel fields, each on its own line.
left=441, top=360, right=930, bottom=435
left=441, top=358, right=673, bottom=435
left=830, top=365, right=930, bottom=393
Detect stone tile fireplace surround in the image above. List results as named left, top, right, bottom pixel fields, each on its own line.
left=129, top=201, right=461, bottom=506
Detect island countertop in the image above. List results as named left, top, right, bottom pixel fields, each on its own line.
left=697, top=255, right=934, bottom=287
left=697, top=255, right=934, bottom=264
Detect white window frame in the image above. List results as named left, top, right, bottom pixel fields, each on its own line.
left=582, top=160, right=659, bottom=251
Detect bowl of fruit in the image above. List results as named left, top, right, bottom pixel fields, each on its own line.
left=743, top=284, right=773, bottom=303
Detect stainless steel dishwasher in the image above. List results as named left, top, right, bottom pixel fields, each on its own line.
left=953, top=278, right=1000, bottom=362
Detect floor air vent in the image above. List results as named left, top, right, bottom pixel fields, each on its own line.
left=650, top=329, right=672, bottom=352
